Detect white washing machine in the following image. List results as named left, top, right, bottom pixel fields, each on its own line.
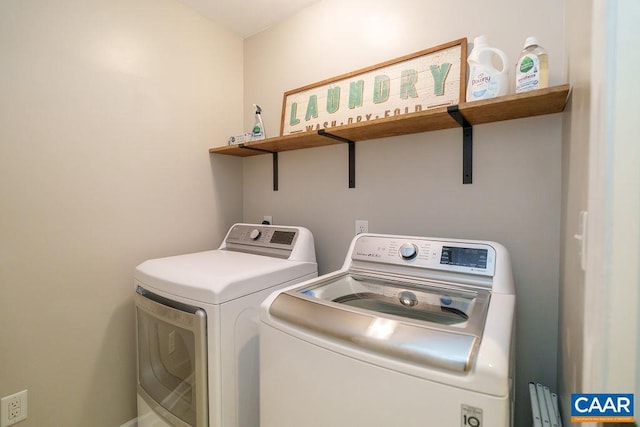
left=260, top=233, right=515, bottom=427
left=134, top=223, right=317, bottom=427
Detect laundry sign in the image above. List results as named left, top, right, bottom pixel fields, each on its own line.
left=280, top=38, right=467, bottom=136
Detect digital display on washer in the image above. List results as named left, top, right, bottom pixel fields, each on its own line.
left=440, top=247, right=488, bottom=268
left=270, top=231, right=296, bottom=245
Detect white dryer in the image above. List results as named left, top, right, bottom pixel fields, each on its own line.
left=134, top=223, right=317, bottom=427
left=260, top=233, right=515, bottom=427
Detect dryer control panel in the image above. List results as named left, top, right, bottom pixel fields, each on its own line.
left=351, top=235, right=496, bottom=276
left=222, top=224, right=300, bottom=258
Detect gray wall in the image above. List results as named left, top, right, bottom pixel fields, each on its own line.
left=559, top=0, right=592, bottom=422
left=0, top=0, right=574, bottom=425
left=0, top=0, right=243, bottom=425
left=241, top=0, right=564, bottom=424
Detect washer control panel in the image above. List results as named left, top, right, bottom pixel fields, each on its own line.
left=351, top=235, right=496, bottom=276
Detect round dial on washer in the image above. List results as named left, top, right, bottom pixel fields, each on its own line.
left=249, top=229, right=261, bottom=240
left=399, top=243, right=418, bottom=260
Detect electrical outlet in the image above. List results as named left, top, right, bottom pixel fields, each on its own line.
left=262, top=215, right=273, bottom=225
left=355, top=220, right=368, bottom=235
left=1, top=390, right=27, bottom=426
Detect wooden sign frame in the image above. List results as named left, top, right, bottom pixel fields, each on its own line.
left=280, top=38, right=467, bottom=136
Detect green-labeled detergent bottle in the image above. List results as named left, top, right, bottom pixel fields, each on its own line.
left=252, top=104, right=265, bottom=140
left=515, top=37, right=548, bottom=93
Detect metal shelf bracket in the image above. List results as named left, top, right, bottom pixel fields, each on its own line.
left=447, top=105, right=473, bottom=184
left=318, top=129, right=355, bottom=188
left=239, top=144, right=279, bottom=191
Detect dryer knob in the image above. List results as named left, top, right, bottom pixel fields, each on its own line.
left=399, top=243, right=418, bottom=260
left=249, top=229, right=261, bottom=240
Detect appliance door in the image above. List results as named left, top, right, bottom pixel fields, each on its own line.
left=135, top=287, right=208, bottom=427
left=269, top=272, right=490, bottom=372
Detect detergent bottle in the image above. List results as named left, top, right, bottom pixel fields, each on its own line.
left=252, top=104, right=265, bottom=140
left=515, top=37, right=548, bottom=93
left=466, top=35, right=509, bottom=102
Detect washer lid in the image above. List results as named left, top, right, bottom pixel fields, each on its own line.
left=269, top=272, right=489, bottom=372
left=135, top=250, right=317, bottom=304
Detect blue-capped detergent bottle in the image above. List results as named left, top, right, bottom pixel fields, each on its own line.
left=466, top=35, right=509, bottom=102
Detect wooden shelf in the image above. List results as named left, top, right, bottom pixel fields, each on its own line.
left=209, top=84, right=570, bottom=188
left=209, top=84, right=570, bottom=156
left=458, top=84, right=570, bottom=124
left=209, top=131, right=336, bottom=157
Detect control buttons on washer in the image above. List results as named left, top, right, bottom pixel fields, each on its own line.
left=249, top=229, right=261, bottom=240
left=398, top=291, right=418, bottom=307
left=399, top=243, right=418, bottom=260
